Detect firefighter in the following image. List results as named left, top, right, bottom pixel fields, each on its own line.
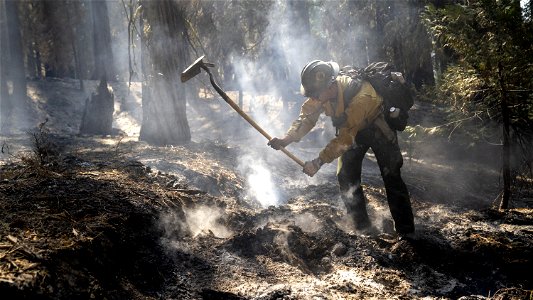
left=268, top=60, right=415, bottom=238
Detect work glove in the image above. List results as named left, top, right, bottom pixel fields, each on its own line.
left=268, top=136, right=292, bottom=150
left=303, top=157, right=323, bottom=177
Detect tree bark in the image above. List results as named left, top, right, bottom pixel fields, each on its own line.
left=3, top=0, right=28, bottom=131
left=405, top=1, right=435, bottom=88
left=91, top=0, right=115, bottom=81
left=498, top=62, right=511, bottom=209
left=0, top=0, right=10, bottom=131
left=139, top=0, right=191, bottom=146
left=5, top=1, right=27, bottom=106
left=66, top=1, right=84, bottom=90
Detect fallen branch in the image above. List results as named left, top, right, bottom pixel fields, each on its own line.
left=170, top=189, right=206, bottom=195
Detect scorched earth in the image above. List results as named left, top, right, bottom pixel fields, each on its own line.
left=0, top=78, right=531, bottom=299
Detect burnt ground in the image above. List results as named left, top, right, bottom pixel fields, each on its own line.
left=0, top=78, right=532, bottom=299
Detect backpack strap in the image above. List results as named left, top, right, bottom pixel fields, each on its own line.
left=331, top=77, right=363, bottom=135
left=343, top=78, right=363, bottom=105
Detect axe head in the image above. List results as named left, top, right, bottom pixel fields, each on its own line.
left=181, top=56, right=204, bottom=82
left=181, top=55, right=215, bottom=83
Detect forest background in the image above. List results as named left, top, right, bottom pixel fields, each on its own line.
left=1, top=0, right=532, bottom=207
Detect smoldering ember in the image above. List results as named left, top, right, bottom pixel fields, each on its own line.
left=0, top=1, right=532, bottom=299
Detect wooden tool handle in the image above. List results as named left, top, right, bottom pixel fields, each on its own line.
left=202, top=66, right=305, bottom=167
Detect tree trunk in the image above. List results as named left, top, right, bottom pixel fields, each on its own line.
left=5, top=0, right=26, bottom=100
left=368, top=0, right=387, bottom=62
left=405, top=1, right=435, bottom=89
left=91, top=0, right=115, bottom=81
left=139, top=0, right=191, bottom=146
left=0, top=0, right=10, bottom=131
left=288, top=0, right=311, bottom=35
left=3, top=0, right=28, bottom=131
left=66, top=1, right=84, bottom=90
left=498, top=62, right=511, bottom=209
left=39, top=0, right=72, bottom=78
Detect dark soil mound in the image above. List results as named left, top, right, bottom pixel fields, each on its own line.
left=0, top=151, right=189, bottom=299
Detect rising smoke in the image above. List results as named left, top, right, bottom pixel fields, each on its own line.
left=225, top=1, right=341, bottom=207
left=3, top=0, right=506, bottom=241
left=160, top=204, right=232, bottom=249
left=237, top=153, right=281, bottom=207
left=183, top=205, right=232, bottom=238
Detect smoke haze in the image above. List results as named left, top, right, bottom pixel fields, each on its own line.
left=0, top=1, right=513, bottom=241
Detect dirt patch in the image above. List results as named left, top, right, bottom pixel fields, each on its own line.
left=1, top=133, right=532, bottom=299
left=226, top=223, right=336, bottom=274
left=1, top=78, right=532, bottom=299
left=0, top=148, right=191, bottom=299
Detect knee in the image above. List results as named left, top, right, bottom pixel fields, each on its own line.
left=380, top=154, right=403, bottom=178
left=382, top=171, right=405, bottom=189
left=381, top=165, right=402, bottom=181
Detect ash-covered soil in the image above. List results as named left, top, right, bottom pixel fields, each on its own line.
left=0, top=78, right=532, bottom=299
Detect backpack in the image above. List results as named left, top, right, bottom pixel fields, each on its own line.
left=335, top=62, right=414, bottom=131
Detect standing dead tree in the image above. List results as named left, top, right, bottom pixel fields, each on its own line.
left=79, top=79, right=114, bottom=135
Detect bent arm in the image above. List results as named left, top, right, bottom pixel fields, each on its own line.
left=285, top=98, right=323, bottom=142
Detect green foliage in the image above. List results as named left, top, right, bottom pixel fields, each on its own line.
left=424, top=0, right=533, bottom=193
left=423, top=0, right=533, bottom=134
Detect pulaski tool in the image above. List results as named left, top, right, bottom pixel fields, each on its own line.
left=181, top=56, right=304, bottom=167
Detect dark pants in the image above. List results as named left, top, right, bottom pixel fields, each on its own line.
left=337, top=122, right=414, bottom=234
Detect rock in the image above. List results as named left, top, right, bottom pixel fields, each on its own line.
left=332, top=242, right=348, bottom=256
